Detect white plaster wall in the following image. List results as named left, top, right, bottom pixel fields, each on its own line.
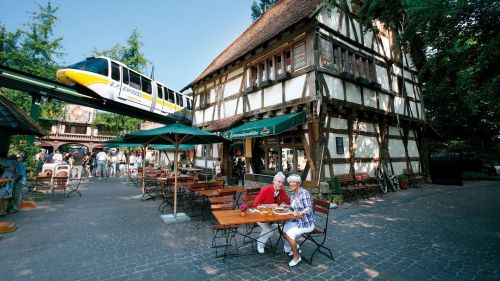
left=392, top=75, right=399, bottom=93
left=212, top=143, right=219, bottom=158
left=224, top=77, right=242, bottom=97
left=405, top=81, right=415, bottom=98
left=381, top=36, right=391, bottom=59
left=364, top=30, right=374, bottom=49
left=227, top=67, right=243, bottom=80
left=236, top=97, right=244, bottom=115
left=328, top=133, right=350, bottom=159
left=331, top=117, right=348, bottom=129
left=333, top=164, right=351, bottom=176
left=388, top=126, right=401, bottom=136
left=316, top=9, right=340, bottom=31
left=194, top=111, right=204, bottom=125
left=392, top=161, right=407, bottom=175
left=224, top=99, right=237, bottom=117
left=379, top=92, right=391, bottom=112
left=346, top=82, right=362, bottom=104
left=354, top=162, right=375, bottom=176
left=392, top=65, right=402, bottom=76
left=403, top=70, right=413, bottom=80
left=195, top=144, right=203, bottom=157
left=285, top=74, right=306, bottom=100
left=205, top=106, right=214, bottom=122
left=324, top=75, right=344, bottom=100
left=247, top=91, right=261, bottom=111
left=264, top=83, right=283, bottom=107
left=209, top=88, right=216, bottom=104
left=394, top=96, right=405, bottom=115
left=352, top=22, right=361, bottom=42
left=355, top=135, right=379, bottom=158
left=364, top=88, right=377, bottom=108
left=388, top=138, right=406, bottom=158
left=409, top=101, right=418, bottom=118
left=376, top=65, right=390, bottom=91
left=411, top=161, right=421, bottom=173
left=407, top=140, right=420, bottom=158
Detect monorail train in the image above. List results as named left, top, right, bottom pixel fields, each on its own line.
left=56, top=56, right=192, bottom=122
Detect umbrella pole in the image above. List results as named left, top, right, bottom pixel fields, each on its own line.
left=173, top=144, right=179, bottom=217
left=142, top=145, right=146, bottom=194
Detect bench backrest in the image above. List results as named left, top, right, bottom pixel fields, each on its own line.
left=337, top=174, right=354, bottom=186
left=354, top=172, right=369, bottom=181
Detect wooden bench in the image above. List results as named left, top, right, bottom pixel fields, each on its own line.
left=353, top=172, right=380, bottom=198
left=336, top=174, right=366, bottom=201
left=403, top=168, right=425, bottom=187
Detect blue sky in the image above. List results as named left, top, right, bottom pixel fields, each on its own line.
left=0, top=0, right=254, bottom=91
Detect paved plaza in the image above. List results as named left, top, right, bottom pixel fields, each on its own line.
left=0, top=178, right=498, bottom=280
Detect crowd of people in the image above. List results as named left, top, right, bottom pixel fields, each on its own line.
left=34, top=149, right=145, bottom=179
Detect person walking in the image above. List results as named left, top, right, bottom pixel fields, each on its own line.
left=96, top=150, right=108, bottom=179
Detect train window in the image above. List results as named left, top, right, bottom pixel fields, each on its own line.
left=111, top=62, right=120, bottom=81
left=129, top=71, right=141, bottom=90
left=176, top=93, right=183, bottom=106
left=166, top=88, right=174, bottom=103
left=187, top=99, right=192, bottom=110
left=157, top=85, right=163, bottom=99
left=141, top=76, right=152, bottom=94
left=122, top=67, right=129, bottom=84
left=68, top=57, right=108, bottom=76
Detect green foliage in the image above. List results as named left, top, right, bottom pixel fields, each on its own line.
left=251, top=0, right=278, bottom=21
left=463, top=171, right=500, bottom=181
left=92, top=29, right=148, bottom=74
left=326, top=176, right=341, bottom=195
left=323, top=0, right=500, bottom=170
left=94, top=112, right=141, bottom=135
left=8, top=136, right=40, bottom=170
left=0, top=1, right=65, bottom=118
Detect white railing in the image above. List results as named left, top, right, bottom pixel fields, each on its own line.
left=43, top=133, right=116, bottom=142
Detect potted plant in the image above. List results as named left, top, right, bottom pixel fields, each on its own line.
left=398, top=174, right=409, bottom=190
left=332, top=194, right=344, bottom=205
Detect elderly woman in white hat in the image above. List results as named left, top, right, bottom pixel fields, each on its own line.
left=282, top=173, right=315, bottom=267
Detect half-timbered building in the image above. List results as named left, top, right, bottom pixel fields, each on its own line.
left=182, top=0, right=428, bottom=188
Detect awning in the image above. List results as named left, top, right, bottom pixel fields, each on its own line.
left=223, top=111, right=305, bottom=140
left=0, top=95, right=45, bottom=136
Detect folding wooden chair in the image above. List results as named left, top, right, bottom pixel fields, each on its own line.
left=210, top=194, right=239, bottom=258
left=300, top=199, right=335, bottom=265
left=52, top=176, right=69, bottom=197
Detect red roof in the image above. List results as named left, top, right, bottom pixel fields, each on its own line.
left=183, top=0, right=322, bottom=91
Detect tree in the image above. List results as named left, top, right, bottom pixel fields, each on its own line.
left=324, top=0, right=500, bottom=171
left=251, top=0, right=278, bottom=21
left=0, top=2, right=65, bottom=165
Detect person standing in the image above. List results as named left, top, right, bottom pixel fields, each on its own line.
left=7, top=155, right=26, bottom=214
left=96, top=150, right=108, bottom=179
left=72, top=150, right=84, bottom=179
left=52, top=150, right=63, bottom=164
left=253, top=172, right=290, bottom=254
left=282, top=174, right=315, bottom=267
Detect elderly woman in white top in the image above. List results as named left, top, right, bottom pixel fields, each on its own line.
left=283, top=174, right=315, bottom=267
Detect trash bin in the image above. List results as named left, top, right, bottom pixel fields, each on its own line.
left=429, top=152, right=463, bottom=185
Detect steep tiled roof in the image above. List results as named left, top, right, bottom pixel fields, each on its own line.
left=183, top=0, right=322, bottom=90
left=204, top=114, right=244, bottom=132
left=0, top=94, right=45, bottom=136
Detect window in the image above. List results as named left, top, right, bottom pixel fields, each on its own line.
left=157, top=85, right=163, bottom=99
left=186, top=99, right=192, bottom=110
left=336, top=137, right=344, bottom=154
left=176, top=93, right=183, bottom=107
left=68, top=57, right=108, bottom=76
left=255, top=135, right=304, bottom=174
left=129, top=71, right=141, bottom=90
left=319, top=37, right=334, bottom=70
left=141, top=76, right=152, bottom=94
left=165, top=87, right=174, bottom=103
left=267, top=58, right=274, bottom=80
left=64, top=125, right=87, bottom=134
left=122, top=67, right=129, bottom=85
left=111, top=62, right=120, bottom=81
left=260, top=62, right=266, bottom=82
left=285, top=49, right=292, bottom=72
left=199, top=92, right=208, bottom=109
left=275, top=54, right=283, bottom=75
left=293, top=42, right=307, bottom=70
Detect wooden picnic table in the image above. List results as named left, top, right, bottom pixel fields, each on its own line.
left=0, top=178, right=13, bottom=184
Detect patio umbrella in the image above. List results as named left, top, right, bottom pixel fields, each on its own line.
left=122, top=122, right=226, bottom=216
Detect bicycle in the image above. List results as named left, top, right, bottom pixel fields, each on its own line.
left=374, top=166, right=400, bottom=193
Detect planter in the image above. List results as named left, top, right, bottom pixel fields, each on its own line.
left=399, top=179, right=409, bottom=190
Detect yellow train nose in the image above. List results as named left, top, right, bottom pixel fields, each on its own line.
left=56, top=69, right=75, bottom=85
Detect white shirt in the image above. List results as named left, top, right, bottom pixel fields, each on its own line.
left=96, top=151, right=108, bottom=161
left=52, top=153, right=63, bottom=164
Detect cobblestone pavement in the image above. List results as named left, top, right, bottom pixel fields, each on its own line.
left=0, top=178, right=498, bottom=280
